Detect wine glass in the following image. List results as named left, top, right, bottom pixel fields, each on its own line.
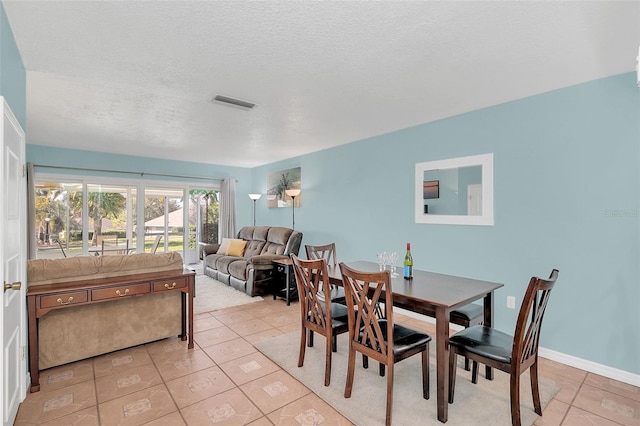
left=388, top=251, right=399, bottom=278
left=376, top=252, right=387, bottom=271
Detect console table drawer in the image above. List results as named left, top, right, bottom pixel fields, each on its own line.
left=40, top=291, right=88, bottom=309
left=153, top=277, right=187, bottom=292
left=91, top=282, right=151, bottom=301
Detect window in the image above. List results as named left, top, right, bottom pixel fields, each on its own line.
left=33, top=174, right=219, bottom=261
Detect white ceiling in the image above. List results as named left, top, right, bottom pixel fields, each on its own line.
left=3, top=1, right=639, bottom=168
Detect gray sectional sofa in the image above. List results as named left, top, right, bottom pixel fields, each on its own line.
left=201, top=226, right=303, bottom=296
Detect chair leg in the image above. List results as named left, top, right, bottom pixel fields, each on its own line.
left=324, top=334, right=332, bottom=387
left=385, top=363, right=394, bottom=426
left=308, top=330, right=314, bottom=347
left=379, top=363, right=385, bottom=377
left=332, top=334, right=337, bottom=352
left=510, top=372, right=522, bottom=426
left=471, top=361, right=479, bottom=384
left=464, top=357, right=471, bottom=371
left=344, top=345, right=356, bottom=398
left=422, top=345, right=430, bottom=400
left=362, top=354, right=368, bottom=369
left=298, top=325, right=307, bottom=368
left=448, top=349, right=457, bottom=403
left=530, top=362, right=542, bottom=415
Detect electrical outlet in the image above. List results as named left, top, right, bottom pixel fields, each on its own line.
left=507, top=296, right=516, bottom=309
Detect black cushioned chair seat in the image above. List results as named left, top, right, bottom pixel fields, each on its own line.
left=450, top=303, right=483, bottom=322
left=318, top=286, right=346, bottom=305
left=317, top=302, right=349, bottom=326
left=362, top=319, right=432, bottom=356
left=448, top=325, right=513, bottom=364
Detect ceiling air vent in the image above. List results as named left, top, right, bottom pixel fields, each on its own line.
left=210, top=94, right=256, bottom=110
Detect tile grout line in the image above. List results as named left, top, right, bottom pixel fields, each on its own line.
left=145, top=343, right=188, bottom=425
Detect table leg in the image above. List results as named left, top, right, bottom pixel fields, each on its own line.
left=188, top=276, right=195, bottom=349
left=180, top=291, right=187, bottom=341
left=435, top=307, right=449, bottom=423
left=27, top=296, right=40, bottom=392
left=285, top=265, right=291, bottom=306
left=483, top=292, right=495, bottom=380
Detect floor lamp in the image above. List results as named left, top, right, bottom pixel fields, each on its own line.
left=284, top=189, right=301, bottom=230
left=248, top=193, right=262, bottom=226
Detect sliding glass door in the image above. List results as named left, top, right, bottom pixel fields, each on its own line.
left=86, top=184, right=135, bottom=252
left=34, top=181, right=83, bottom=258
left=187, top=189, right=219, bottom=264
left=33, top=174, right=219, bottom=261
left=143, top=187, right=184, bottom=255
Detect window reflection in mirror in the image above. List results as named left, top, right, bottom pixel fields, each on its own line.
left=415, top=153, right=494, bottom=226
left=423, top=165, right=482, bottom=216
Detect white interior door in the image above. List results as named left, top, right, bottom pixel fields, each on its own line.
left=1, top=98, right=27, bottom=426
left=467, top=184, right=483, bottom=216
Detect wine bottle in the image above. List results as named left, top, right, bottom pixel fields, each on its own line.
left=403, top=243, right=413, bottom=280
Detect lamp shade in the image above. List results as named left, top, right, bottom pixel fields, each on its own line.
left=284, top=189, right=301, bottom=197
left=248, top=193, right=262, bottom=200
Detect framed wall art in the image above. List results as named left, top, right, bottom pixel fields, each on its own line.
left=267, top=167, right=301, bottom=208
left=423, top=180, right=439, bottom=199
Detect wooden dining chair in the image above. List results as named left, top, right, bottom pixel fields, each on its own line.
left=291, top=254, right=349, bottom=387
left=339, top=262, right=431, bottom=426
left=305, top=243, right=346, bottom=304
left=101, top=239, right=129, bottom=255
left=448, top=269, right=559, bottom=426
left=450, top=303, right=484, bottom=371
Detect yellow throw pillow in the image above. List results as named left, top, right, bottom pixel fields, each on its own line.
left=226, top=239, right=247, bottom=257
left=216, top=238, right=231, bottom=255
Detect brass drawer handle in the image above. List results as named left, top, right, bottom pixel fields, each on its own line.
left=57, top=296, right=74, bottom=305
left=116, top=289, right=130, bottom=297
left=164, top=282, right=177, bottom=289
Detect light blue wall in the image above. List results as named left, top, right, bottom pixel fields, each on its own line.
left=252, top=73, right=640, bottom=375
left=0, top=2, right=26, bottom=127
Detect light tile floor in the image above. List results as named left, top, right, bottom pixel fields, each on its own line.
left=15, top=296, right=640, bottom=425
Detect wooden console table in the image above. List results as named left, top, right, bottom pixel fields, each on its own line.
left=27, top=269, right=195, bottom=392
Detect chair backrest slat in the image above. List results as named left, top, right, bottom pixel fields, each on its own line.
left=305, top=243, right=337, bottom=266
left=292, top=255, right=333, bottom=330
left=340, top=263, right=394, bottom=361
left=513, top=269, right=559, bottom=368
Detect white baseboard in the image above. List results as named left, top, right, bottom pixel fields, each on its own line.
left=538, top=347, right=640, bottom=387
left=394, top=307, right=640, bottom=388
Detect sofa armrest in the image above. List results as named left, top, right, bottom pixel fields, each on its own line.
left=248, top=254, right=288, bottom=270
left=202, top=243, right=221, bottom=256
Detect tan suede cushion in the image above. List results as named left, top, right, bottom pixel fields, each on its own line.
left=28, top=252, right=184, bottom=286
left=27, top=256, right=101, bottom=285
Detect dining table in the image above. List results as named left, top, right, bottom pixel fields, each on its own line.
left=326, top=261, right=504, bottom=423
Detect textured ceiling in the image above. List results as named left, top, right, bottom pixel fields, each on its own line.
left=3, top=1, right=639, bottom=168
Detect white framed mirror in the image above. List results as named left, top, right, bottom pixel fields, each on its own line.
left=415, top=153, right=494, bottom=226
